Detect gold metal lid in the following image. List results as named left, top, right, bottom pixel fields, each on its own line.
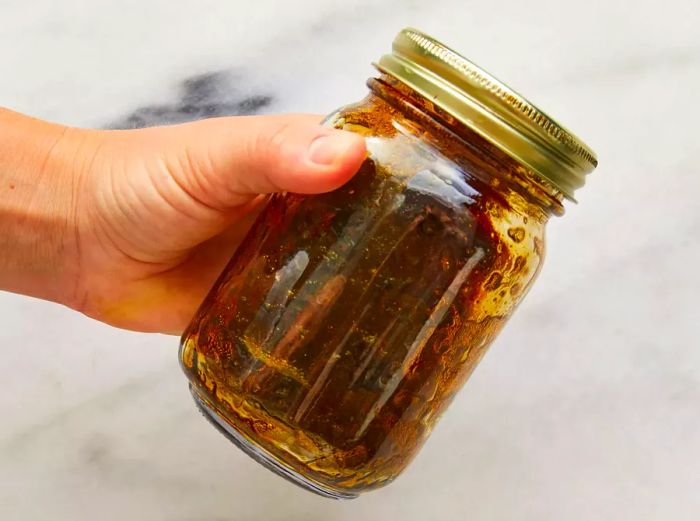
left=376, top=28, right=598, bottom=200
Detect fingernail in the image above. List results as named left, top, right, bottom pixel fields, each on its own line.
left=308, top=132, right=358, bottom=165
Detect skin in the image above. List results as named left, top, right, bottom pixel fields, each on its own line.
left=0, top=108, right=366, bottom=334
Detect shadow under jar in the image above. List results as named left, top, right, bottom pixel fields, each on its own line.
left=180, top=28, right=598, bottom=498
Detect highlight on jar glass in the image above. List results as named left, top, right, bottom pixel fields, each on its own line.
left=179, top=28, right=598, bottom=499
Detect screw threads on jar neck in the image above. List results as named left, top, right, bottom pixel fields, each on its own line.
left=367, top=75, right=565, bottom=219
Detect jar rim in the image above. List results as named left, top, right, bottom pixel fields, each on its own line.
left=375, top=28, right=598, bottom=201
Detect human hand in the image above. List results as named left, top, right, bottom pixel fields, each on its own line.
left=0, top=110, right=365, bottom=334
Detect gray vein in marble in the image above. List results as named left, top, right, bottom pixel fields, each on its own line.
left=105, top=0, right=448, bottom=131
left=109, top=70, right=273, bottom=129
left=2, top=0, right=699, bottom=518
left=0, top=370, right=168, bottom=452
left=75, top=435, right=212, bottom=495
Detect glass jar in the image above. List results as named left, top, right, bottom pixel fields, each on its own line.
left=179, top=28, right=598, bottom=498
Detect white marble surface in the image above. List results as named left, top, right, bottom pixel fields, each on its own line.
left=1, top=1, right=700, bottom=519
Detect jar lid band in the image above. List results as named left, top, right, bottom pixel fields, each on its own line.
left=375, top=28, right=598, bottom=201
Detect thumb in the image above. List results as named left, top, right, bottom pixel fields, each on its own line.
left=155, top=113, right=366, bottom=209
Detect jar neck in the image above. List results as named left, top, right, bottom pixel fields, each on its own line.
left=367, top=74, right=565, bottom=219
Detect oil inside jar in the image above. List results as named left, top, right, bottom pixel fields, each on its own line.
left=181, top=91, right=550, bottom=496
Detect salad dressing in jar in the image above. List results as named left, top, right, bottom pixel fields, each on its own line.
left=179, top=28, right=598, bottom=498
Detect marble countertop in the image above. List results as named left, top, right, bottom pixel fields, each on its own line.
left=1, top=1, right=699, bottom=519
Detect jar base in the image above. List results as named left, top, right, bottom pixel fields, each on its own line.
left=189, top=385, right=358, bottom=500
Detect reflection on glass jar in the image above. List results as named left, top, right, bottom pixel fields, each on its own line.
left=179, top=28, right=598, bottom=498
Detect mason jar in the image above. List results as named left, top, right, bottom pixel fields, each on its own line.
left=179, top=28, right=598, bottom=498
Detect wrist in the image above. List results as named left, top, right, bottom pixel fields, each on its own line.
left=0, top=109, right=93, bottom=306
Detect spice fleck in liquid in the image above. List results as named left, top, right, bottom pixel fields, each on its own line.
left=180, top=77, right=559, bottom=496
